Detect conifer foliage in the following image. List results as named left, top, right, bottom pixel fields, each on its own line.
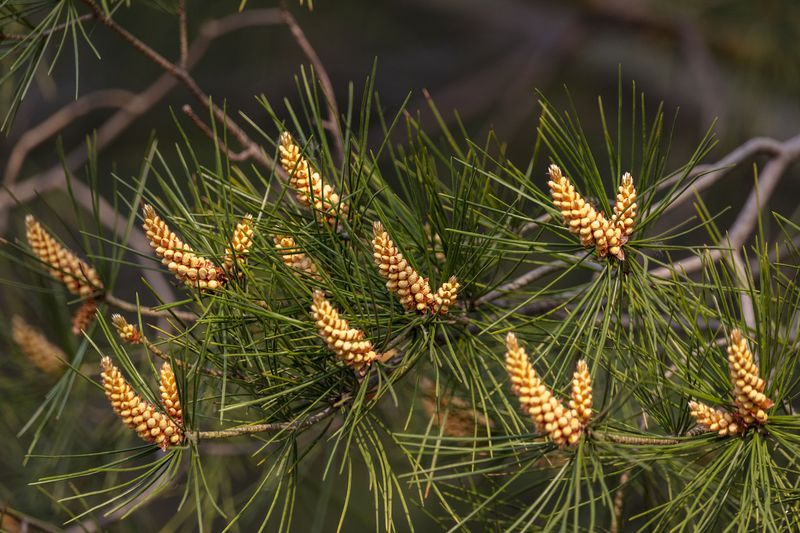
left=2, top=2, right=800, bottom=532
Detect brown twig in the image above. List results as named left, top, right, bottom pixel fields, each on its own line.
left=651, top=134, right=800, bottom=278
left=80, top=0, right=275, bottom=171
left=591, top=431, right=681, bottom=446
left=474, top=261, right=564, bottom=306
left=3, top=89, right=134, bottom=186
left=181, top=104, right=255, bottom=162
left=0, top=13, right=96, bottom=42
left=190, top=402, right=340, bottom=440
left=279, top=0, right=345, bottom=165
left=104, top=293, right=197, bottom=322
left=178, top=0, right=189, bottom=68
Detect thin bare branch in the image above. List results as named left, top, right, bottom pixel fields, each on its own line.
left=178, top=0, right=189, bottom=68
left=475, top=261, right=563, bottom=306
left=104, top=293, right=197, bottom=322
left=4, top=89, right=134, bottom=186
left=651, top=134, right=800, bottom=278
left=279, top=0, right=345, bottom=165
left=181, top=104, right=254, bottom=162
left=191, top=403, right=339, bottom=440
left=81, top=0, right=276, bottom=170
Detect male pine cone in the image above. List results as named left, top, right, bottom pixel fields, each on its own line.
left=101, top=357, right=183, bottom=450
left=274, top=235, right=320, bottom=279
left=11, top=316, right=66, bottom=374
left=570, top=360, right=593, bottom=428
left=278, top=132, right=348, bottom=226
left=71, top=299, right=98, bottom=335
left=112, top=314, right=142, bottom=344
left=25, top=215, right=103, bottom=297
left=311, top=290, right=379, bottom=372
left=688, top=401, right=742, bottom=437
left=727, top=329, right=772, bottom=424
left=142, top=204, right=225, bottom=290
left=547, top=165, right=637, bottom=260
left=224, top=214, right=255, bottom=272
left=159, top=362, right=182, bottom=424
left=372, top=221, right=434, bottom=313
left=505, top=333, right=583, bottom=446
left=433, top=276, right=460, bottom=315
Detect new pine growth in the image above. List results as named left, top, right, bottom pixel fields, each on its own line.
left=25, top=215, right=103, bottom=297
left=310, top=290, right=379, bottom=372
left=570, top=360, right=593, bottom=428
left=11, top=316, right=65, bottom=374
left=71, top=299, right=98, bottom=335
left=432, top=276, right=460, bottom=315
left=112, top=314, right=142, bottom=344
left=505, top=333, right=584, bottom=446
left=142, top=204, right=225, bottom=290
left=727, top=329, right=773, bottom=424
left=547, top=165, right=638, bottom=260
left=372, top=221, right=435, bottom=313
left=100, top=357, right=183, bottom=450
left=278, top=132, right=348, bottom=226
left=688, top=401, right=742, bottom=436
left=224, top=214, right=255, bottom=272
left=274, top=234, right=320, bottom=279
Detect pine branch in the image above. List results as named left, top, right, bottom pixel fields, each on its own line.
left=80, top=0, right=276, bottom=171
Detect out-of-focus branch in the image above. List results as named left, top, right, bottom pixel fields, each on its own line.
left=178, top=0, right=188, bottom=68
left=652, top=134, right=800, bottom=278
left=80, top=0, right=276, bottom=170
left=474, top=261, right=564, bottom=306
left=3, top=89, right=134, bottom=185
left=104, top=293, right=197, bottom=322
left=0, top=8, right=286, bottom=217
left=0, top=13, right=96, bottom=42
left=279, top=0, right=345, bottom=165
left=658, top=136, right=789, bottom=209
left=181, top=104, right=255, bottom=162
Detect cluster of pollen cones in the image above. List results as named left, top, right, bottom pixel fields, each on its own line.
left=112, top=314, right=142, bottom=344
left=547, top=164, right=637, bottom=260
left=11, top=316, right=66, bottom=374
left=101, top=357, right=183, bottom=450
left=372, top=222, right=459, bottom=315
left=25, top=215, right=103, bottom=334
left=274, top=234, right=320, bottom=279
left=279, top=132, right=348, bottom=226
left=689, top=329, right=773, bottom=436
left=505, top=333, right=592, bottom=447
left=311, top=290, right=380, bottom=373
left=142, top=204, right=254, bottom=290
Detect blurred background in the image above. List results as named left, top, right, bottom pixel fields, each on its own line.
left=2, top=0, right=800, bottom=530
left=3, top=0, right=800, bottom=180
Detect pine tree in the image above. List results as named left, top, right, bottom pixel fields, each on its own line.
left=1, top=2, right=800, bottom=532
